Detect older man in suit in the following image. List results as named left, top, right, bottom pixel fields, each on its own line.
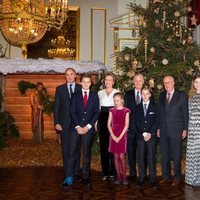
left=66, top=74, right=100, bottom=186
left=125, top=73, right=152, bottom=181
left=54, top=68, right=81, bottom=186
left=157, top=75, right=188, bottom=186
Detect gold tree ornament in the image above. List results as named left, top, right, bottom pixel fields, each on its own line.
left=125, top=54, right=130, bottom=61
left=150, top=47, right=155, bottom=53
left=174, top=11, right=180, bottom=17
left=187, top=6, right=192, bottom=12
left=162, top=58, right=168, bottom=65
left=194, top=60, right=200, bottom=67
left=149, top=78, right=155, bottom=88
left=131, top=59, right=138, bottom=69
left=187, top=35, right=193, bottom=44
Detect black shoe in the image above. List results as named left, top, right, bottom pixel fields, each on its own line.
left=82, top=178, right=90, bottom=185
left=102, top=176, right=108, bottom=181
left=109, top=175, right=115, bottom=181
left=137, top=181, right=144, bottom=187
left=74, top=175, right=82, bottom=182
left=151, top=182, right=157, bottom=188
left=62, top=182, right=70, bottom=188
left=127, top=175, right=137, bottom=181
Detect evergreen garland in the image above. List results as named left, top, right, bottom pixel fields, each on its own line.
left=18, top=80, right=35, bottom=95
left=18, top=80, right=54, bottom=115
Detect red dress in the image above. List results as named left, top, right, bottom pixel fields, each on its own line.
left=108, top=107, right=130, bottom=153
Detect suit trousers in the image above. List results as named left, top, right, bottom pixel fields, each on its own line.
left=160, top=136, right=182, bottom=179
left=99, top=110, right=116, bottom=177
left=60, top=128, right=80, bottom=177
left=137, top=138, right=157, bottom=182
left=127, top=131, right=137, bottom=177
left=68, top=129, right=94, bottom=179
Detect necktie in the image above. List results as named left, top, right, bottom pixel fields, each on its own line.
left=83, top=91, right=88, bottom=107
left=136, top=91, right=140, bottom=105
left=69, top=84, right=73, bottom=98
left=144, top=104, right=147, bottom=116
left=167, top=93, right=171, bottom=104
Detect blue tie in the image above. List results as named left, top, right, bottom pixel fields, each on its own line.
left=144, top=104, right=147, bottom=116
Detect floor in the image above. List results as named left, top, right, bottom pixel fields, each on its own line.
left=0, top=167, right=200, bottom=200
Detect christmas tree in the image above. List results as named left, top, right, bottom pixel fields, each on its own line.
left=116, top=0, right=200, bottom=98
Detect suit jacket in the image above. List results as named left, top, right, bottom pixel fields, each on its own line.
left=71, top=90, right=100, bottom=130
left=54, top=83, right=82, bottom=131
left=125, top=88, right=154, bottom=132
left=135, top=101, right=158, bottom=140
left=157, top=90, right=188, bottom=137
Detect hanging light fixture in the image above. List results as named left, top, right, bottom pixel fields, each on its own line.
left=48, top=35, right=75, bottom=60
left=0, top=0, right=69, bottom=58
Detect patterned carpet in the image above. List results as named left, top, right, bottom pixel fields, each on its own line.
left=0, top=167, right=200, bottom=200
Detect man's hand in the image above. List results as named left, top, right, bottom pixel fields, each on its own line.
left=144, top=133, right=151, bottom=142
left=182, top=130, right=187, bottom=139
left=55, top=124, right=62, bottom=131
left=82, top=126, right=89, bottom=134
left=157, top=129, right=160, bottom=138
left=77, top=127, right=84, bottom=135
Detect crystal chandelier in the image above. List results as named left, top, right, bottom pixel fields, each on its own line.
left=48, top=35, right=75, bottom=60
left=0, top=0, right=69, bottom=58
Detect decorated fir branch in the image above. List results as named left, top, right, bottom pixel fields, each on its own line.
left=116, top=0, right=200, bottom=98
left=18, top=81, right=54, bottom=115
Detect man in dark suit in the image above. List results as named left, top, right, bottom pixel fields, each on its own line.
left=54, top=68, right=82, bottom=186
left=135, top=87, right=158, bottom=188
left=157, top=75, right=188, bottom=186
left=124, top=73, right=144, bottom=180
left=66, top=74, right=100, bottom=185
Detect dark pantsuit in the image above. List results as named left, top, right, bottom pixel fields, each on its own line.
left=99, top=110, right=115, bottom=177
left=160, top=136, right=182, bottom=179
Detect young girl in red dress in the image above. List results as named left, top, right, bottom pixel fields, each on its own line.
left=107, top=92, right=130, bottom=185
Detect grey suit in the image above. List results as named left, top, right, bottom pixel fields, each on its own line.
left=157, top=90, right=188, bottom=179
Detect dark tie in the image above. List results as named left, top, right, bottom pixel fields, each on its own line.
left=69, top=84, right=73, bottom=98
left=144, top=104, right=147, bottom=116
left=167, top=93, right=171, bottom=104
left=136, top=91, right=140, bottom=105
left=83, top=91, right=88, bottom=107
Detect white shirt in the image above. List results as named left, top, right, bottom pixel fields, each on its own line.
left=67, top=82, right=75, bottom=93
left=143, top=100, right=150, bottom=110
left=98, top=88, right=120, bottom=107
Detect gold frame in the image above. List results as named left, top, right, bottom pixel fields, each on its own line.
left=91, top=8, right=107, bottom=64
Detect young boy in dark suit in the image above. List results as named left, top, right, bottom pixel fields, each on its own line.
left=66, top=74, right=100, bottom=186
left=135, top=87, right=158, bottom=188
